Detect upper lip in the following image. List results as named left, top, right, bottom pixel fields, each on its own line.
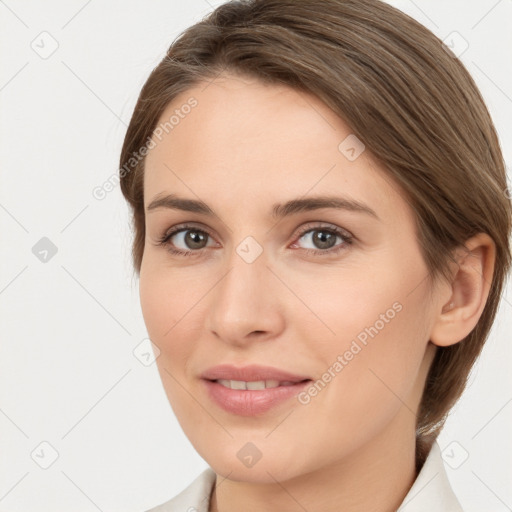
left=201, top=364, right=311, bottom=383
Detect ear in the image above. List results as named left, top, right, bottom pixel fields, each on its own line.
left=429, top=233, right=496, bottom=347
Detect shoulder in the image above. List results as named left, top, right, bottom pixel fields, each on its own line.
left=398, top=440, right=465, bottom=511
left=144, top=467, right=216, bottom=512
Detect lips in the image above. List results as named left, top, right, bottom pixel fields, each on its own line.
left=200, top=364, right=311, bottom=383
left=200, top=364, right=312, bottom=416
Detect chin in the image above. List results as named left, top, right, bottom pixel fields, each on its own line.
left=198, top=440, right=314, bottom=484
left=209, top=460, right=301, bottom=484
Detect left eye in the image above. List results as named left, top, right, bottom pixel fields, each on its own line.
left=292, top=226, right=352, bottom=254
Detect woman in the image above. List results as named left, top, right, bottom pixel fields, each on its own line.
left=119, top=0, right=511, bottom=510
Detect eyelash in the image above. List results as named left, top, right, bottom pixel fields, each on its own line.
left=156, top=222, right=354, bottom=258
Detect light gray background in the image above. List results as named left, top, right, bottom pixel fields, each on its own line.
left=0, top=1, right=511, bottom=511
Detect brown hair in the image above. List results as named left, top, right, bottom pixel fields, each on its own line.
left=119, top=0, right=512, bottom=468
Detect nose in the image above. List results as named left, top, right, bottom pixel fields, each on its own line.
left=205, top=246, right=286, bottom=347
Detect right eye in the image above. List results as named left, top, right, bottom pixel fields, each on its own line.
left=156, top=223, right=218, bottom=256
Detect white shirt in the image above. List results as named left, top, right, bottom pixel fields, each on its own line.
left=146, top=440, right=464, bottom=512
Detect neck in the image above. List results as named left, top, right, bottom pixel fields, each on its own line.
left=209, top=408, right=419, bottom=512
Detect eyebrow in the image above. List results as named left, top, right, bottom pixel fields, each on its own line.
left=146, top=193, right=379, bottom=220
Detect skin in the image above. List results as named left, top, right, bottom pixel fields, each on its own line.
left=139, top=73, right=495, bottom=512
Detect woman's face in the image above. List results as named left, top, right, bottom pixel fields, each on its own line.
left=140, top=73, right=444, bottom=482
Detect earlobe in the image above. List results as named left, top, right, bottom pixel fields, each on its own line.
left=429, top=233, right=496, bottom=348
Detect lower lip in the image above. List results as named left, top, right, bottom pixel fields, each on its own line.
left=202, top=379, right=311, bottom=416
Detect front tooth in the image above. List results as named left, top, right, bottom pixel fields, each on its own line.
left=216, top=379, right=283, bottom=390
left=230, top=380, right=247, bottom=390
left=246, top=380, right=266, bottom=390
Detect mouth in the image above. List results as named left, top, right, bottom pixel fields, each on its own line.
left=200, top=363, right=312, bottom=383
left=201, top=376, right=313, bottom=416
left=199, top=364, right=313, bottom=415
left=207, top=378, right=312, bottom=390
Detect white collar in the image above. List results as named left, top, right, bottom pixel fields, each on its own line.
left=398, top=440, right=464, bottom=511
left=147, top=440, right=463, bottom=512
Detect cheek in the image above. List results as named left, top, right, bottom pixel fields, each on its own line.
left=294, top=258, right=431, bottom=439
left=284, top=259, right=408, bottom=348
left=139, top=264, right=199, bottom=369
left=139, top=265, right=207, bottom=426
left=315, top=300, right=429, bottom=444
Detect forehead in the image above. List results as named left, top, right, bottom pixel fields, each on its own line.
left=143, top=74, right=409, bottom=224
